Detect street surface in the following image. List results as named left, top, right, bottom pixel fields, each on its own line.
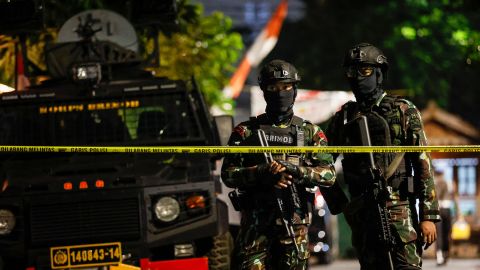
left=310, top=259, right=480, bottom=270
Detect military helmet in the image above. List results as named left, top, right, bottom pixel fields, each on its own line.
left=258, top=59, right=301, bottom=90
left=343, top=43, right=388, bottom=73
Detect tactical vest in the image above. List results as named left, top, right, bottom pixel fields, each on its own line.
left=245, top=113, right=311, bottom=223
left=340, top=95, right=411, bottom=198
left=248, top=114, right=305, bottom=145
left=243, top=113, right=305, bottom=162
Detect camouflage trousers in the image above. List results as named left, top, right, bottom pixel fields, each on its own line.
left=231, top=210, right=309, bottom=270
left=344, top=196, right=423, bottom=270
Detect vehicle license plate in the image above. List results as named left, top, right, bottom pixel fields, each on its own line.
left=50, top=242, right=122, bottom=269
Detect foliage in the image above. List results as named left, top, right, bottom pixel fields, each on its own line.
left=0, top=35, right=15, bottom=87
left=0, top=31, right=57, bottom=87
left=144, top=1, right=243, bottom=111
left=382, top=0, right=480, bottom=108
left=0, top=0, right=243, bottom=111
left=270, top=0, right=480, bottom=126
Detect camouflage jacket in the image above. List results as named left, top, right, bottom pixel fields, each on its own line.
left=221, top=114, right=336, bottom=191
left=327, top=93, right=440, bottom=225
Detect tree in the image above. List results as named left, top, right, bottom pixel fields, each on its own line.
left=269, top=0, right=480, bottom=127
left=382, top=1, right=480, bottom=112
left=0, top=0, right=103, bottom=87
left=145, top=1, right=243, bottom=111
left=0, top=0, right=243, bottom=111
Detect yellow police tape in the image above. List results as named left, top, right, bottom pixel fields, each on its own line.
left=0, top=145, right=479, bottom=153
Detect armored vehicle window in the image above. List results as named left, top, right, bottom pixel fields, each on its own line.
left=0, top=91, right=203, bottom=146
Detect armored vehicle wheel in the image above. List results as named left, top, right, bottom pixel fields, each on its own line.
left=207, top=232, right=234, bottom=270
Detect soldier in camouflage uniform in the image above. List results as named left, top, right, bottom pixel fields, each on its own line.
left=221, top=60, right=336, bottom=270
left=322, top=43, right=440, bottom=269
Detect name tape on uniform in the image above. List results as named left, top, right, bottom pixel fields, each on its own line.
left=0, top=146, right=479, bottom=153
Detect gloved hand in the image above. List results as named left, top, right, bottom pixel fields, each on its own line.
left=274, top=159, right=302, bottom=180
left=255, top=162, right=270, bottom=176
left=256, top=161, right=288, bottom=176
left=255, top=162, right=282, bottom=187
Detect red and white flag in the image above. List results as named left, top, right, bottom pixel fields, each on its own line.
left=15, top=45, right=30, bottom=91
left=223, top=0, right=288, bottom=99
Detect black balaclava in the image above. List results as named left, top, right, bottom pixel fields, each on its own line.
left=264, top=86, right=297, bottom=124
left=348, top=67, right=385, bottom=108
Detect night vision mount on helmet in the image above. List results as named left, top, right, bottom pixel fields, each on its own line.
left=258, top=59, right=301, bottom=91
left=343, top=43, right=388, bottom=74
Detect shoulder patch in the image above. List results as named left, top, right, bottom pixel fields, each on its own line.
left=316, top=130, right=328, bottom=142
left=233, top=125, right=248, bottom=137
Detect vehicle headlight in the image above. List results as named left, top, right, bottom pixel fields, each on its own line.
left=154, top=197, right=180, bottom=222
left=0, top=209, right=15, bottom=235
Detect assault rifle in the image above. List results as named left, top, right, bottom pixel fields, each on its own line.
left=357, top=115, right=395, bottom=270
left=257, top=129, right=305, bottom=259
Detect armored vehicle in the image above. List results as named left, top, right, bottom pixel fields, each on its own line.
left=0, top=8, right=232, bottom=270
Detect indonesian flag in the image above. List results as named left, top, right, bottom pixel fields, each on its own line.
left=223, top=0, right=288, bottom=99
left=15, top=44, right=30, bottom=91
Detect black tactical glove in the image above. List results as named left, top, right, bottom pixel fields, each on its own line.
left=256, top=162, right=282, bottom=186
left=274, top=159, right=303, bottom=180
left=255, top=162, right=270, bottom=177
